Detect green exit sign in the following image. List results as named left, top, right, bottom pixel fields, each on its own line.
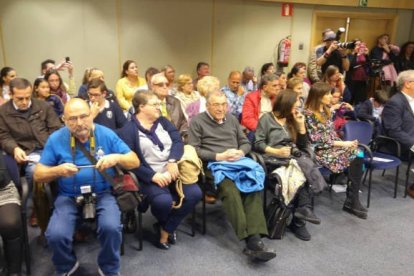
left=359, top=0, right=368, bottom=7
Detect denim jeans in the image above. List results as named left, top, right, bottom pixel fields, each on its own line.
left=45, top=191, right=122, bottom=275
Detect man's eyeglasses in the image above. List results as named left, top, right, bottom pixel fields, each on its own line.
left=88, top=92, right=103, bottom=98
left=146, top=102, right=161, bottom=108
left=65, top=113, right=90, bottom=123
left=210, top=102, right=227, bottom=108
left=153, top=82, right=168, bottom=87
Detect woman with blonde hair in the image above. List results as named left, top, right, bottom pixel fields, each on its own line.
left=186, top=76, right=220, bottom=123
left=174, top=74, right=200, bottom=119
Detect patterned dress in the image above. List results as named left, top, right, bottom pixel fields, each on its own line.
left=304, top=109, right=356, bottom=173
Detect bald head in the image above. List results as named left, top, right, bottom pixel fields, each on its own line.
left=64, top=98, right=90, bottom=117
left=63, top=98, right=93, bottom=142
left=227, top=71, right=242, bottom=93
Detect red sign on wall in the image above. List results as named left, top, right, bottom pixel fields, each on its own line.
left=281, top=3, right=293, bottom=17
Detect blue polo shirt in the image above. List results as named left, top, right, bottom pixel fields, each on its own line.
left=39, top=124, right=131, bottom=196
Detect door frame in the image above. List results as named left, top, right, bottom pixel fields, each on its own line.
left=310, top=11, right=399, bottom=49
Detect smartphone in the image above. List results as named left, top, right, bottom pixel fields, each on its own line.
left=65, top=56, right=70, bottom=63
left=76, top=165, right=95, bottom=169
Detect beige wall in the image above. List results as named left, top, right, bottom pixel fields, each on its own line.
left=0, top=0, right=413, bottom=90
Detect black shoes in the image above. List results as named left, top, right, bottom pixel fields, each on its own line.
left=343, top=198, right=368, bottom=220
left=289, top=221, right=311, bottom=241
left=153, top=223, right=170, bottom=250
left=294, top=207, right=321, bottom=225
left=243, top=235, right=276, bottom=262
left=168, top=231, right=177, bottom=245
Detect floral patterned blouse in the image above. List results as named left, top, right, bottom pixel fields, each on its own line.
left=304, top=109, right=356, bottom=173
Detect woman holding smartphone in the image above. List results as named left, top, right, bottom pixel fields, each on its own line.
left=255, top=90, right=321, bottom=241
left=304, top=82, right=368, bottom=219
left=322, top=65, right=352, bottom=103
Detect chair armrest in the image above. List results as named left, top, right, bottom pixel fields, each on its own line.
left=247, top=151, right=266, bottom=169
left=373, top=135, right=401, bottom=158
left=358, top=143, right=373, bottom=163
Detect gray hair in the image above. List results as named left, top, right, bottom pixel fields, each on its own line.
left=243, top=66, right=255, bottom=74
left=205, top=90, right=225, bottom=103
left=397, top=70, right=414, bottom=90
left=259, top=73, right=279, bottom=89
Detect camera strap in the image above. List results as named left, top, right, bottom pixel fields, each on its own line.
left=75, top=139, right=122, bottom=191
left=71, top=131, right=97, bottom=191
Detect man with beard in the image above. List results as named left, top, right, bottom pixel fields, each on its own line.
left=33, top=98, right=139, bottom=276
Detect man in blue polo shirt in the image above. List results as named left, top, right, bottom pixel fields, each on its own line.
left=34, top=98, right=139, bottom=276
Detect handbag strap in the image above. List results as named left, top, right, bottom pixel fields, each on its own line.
left=75, top=139, right=121, bottom=190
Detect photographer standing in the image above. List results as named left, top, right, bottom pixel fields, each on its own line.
left=308, top=28, right=350, bottom=83
left=370, top=34, right=400, bottom=88
left=34, top=98, right=139, bottom=276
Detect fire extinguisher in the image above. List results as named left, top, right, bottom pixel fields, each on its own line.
left=277, top=36, right=291, bottom=68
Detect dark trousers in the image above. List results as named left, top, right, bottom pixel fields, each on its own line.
left=143, top=182, right=202, bottom=233
left=205, top=170, right=268, bottom=240
left=0, top=203, right=22, bottom=274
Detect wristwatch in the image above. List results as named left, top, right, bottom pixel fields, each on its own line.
left=168, top=159, right=176, bottom=163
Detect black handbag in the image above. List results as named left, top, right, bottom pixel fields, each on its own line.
left=265, top=197, right=291, bottom=240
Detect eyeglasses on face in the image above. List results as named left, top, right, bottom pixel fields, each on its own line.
left=153, top=82, right=168, bottom=87
left=65, top=113, right=90, bottom=123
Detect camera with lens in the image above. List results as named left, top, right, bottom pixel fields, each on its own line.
left=280, top=138, right=302, bottom=158
left=75, top=185, right=97, bottom=221
left=335, top=27, right=356, bottom=50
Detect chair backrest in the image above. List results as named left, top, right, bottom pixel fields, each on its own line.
left=343, top=120, right=373, bottom=145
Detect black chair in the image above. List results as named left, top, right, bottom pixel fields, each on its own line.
left=343, top=121, right=401, bottom=207
left=3, top=154, right=31, bottom=275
